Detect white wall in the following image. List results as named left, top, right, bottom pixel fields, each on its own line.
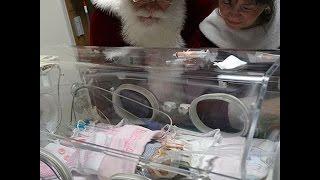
left=40, top=0, right=75, bottom=47
left=41, top=0, right=84, bottom=135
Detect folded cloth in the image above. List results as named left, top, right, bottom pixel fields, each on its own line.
left=40, top=161, right=57, bottom=179
left=41, top=125, right=162, bottom=179
left=189, top=136, right=275, bottom=179
left=97, top=125, right=162, bottom=179
left=173, top=126, right=222, bottom=153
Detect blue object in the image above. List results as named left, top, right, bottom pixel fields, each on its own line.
left=76, top=120, right=87, bottom=131
left=84, top=118, right=91, bottom=125
left=142, top=119, right=163, bottom=130
left=75, top=119, right=92, bottom=130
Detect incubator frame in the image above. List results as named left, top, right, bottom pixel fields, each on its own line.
left=40, top=46, right=280, bottom=180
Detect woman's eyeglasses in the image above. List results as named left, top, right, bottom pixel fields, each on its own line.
left=219, top=0, right=262, bottom=14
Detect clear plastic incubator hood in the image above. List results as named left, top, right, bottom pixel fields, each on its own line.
left=40, top=46, right=280, bottom=180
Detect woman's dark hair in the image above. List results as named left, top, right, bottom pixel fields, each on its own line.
left=254, top=0, right=275, bottom=26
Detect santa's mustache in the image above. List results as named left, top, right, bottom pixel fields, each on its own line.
left=134, top=9, right=169, bottom=18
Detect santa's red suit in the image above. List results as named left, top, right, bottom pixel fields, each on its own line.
left=89, top=0, right=218, bottom=48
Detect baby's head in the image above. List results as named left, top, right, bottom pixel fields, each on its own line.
left=218, top=0, right=275, bottom=29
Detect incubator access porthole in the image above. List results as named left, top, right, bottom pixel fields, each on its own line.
left=110, top=173, right=151, bottom=180
left=40, top=147, right=73, bottom=180
left=189, top=93, right=250, bottom=136
left=112, top=84, right=160, bottom=121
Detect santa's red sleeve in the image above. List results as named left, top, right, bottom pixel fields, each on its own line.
left=89, top=9, right=128, bottom=47
left=182, top=0, right=218, bottom=48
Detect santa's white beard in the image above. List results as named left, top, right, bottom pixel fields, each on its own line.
left=92, top=0, right=186, bottom=48
left=122, top=1, right=186, bottom=47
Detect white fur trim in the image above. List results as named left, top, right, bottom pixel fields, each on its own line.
left=199, top=0, right=280, bottom=49
left=91, top=0, right=186, bottom=47
left=91, top=0, right=122, bottom=16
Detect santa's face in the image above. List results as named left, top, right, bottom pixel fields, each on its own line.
left=119, top=0, right=186, bottom=47
left=92, top=0, right=185, bottom=46
left=130, top=0, right=173, bottom=25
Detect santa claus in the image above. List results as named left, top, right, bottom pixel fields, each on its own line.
left=89, top=0, right=217, bottom=47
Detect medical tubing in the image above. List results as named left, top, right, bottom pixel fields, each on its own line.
left=70, top=85, right=173, bottom=137
left=41, top=130, right=238, bottom=179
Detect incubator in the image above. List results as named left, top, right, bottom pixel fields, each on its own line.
left=40, top=46, right=280, bottom=180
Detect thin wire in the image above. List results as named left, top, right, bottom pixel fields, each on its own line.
left=70, top=89, right=115, bottom=125
left=100, top=94, right=143, bottom=124
left=70, top=93, right=76, bottom=126
left=69, top=88, right=133, bottom=125
left=70, top=85, right=173, bottom=138
left=56, top=66, right=63, bottom=132
left=95, top=106, right=111, bottom=124
left=71, top=86, right=172, bottom=137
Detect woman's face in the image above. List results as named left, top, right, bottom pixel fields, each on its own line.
left=219, top=0, right=267, bottom=30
